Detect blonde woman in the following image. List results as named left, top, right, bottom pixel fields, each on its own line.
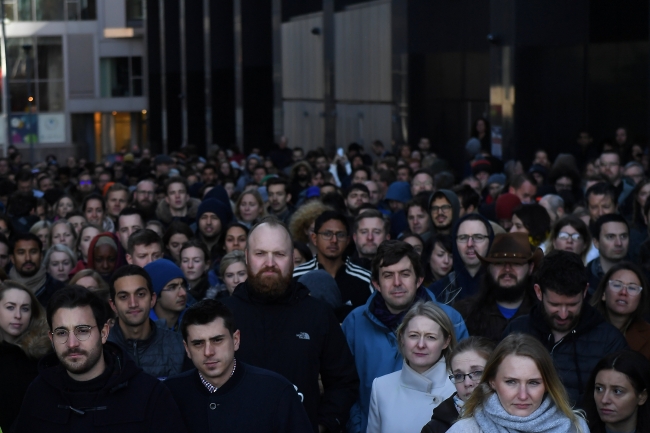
left=29, top=220, right=52, bottom=252
left=447, top=333, right=588, bottom=433
left=234, top=189, right=266, bottom=228
left=367, top=301, right=457, bottom=433
left=44, top=244, right=76, bottom=283
left=50, top=219, right=77, bottom=252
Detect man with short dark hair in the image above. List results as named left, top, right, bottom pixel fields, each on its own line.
left=586, top=214, right=630, bottom=295
left=222, top=216, right=359, bottom=432
left=107, top=265, right=188, bottom=379
left=266, top=177, right=294, bottom=224
left=454, top=233, right=541, bottom=341
left=293, top=210, right=373, bottom=320
left=9, top=233, right=64, bottom=305
left=344, top=183, right=370, bottom=215
left=504, top=250, right=627, bottom=406
left=584, top=182, right=619, bottom=262
left=11, top=286, right=187, bottom=432
left=508, top=173, right=538, bottom=204
left=165, top=299, right=312, bottom=433
left=342, top=240, right=468, bottom=433
left=126, top=229, right=164, bottom=268
left=428, top=190, right=460, bottom=235
left=116, top=208, right=144, bottom=250
left=405, top=196, right=431, bottom=239
left=351, top=210, right=390, bottom=269
left=453, top=184, right=480, bottom=217
left=156, top=177, right=201, bottom=225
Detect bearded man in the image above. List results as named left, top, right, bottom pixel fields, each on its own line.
left=453, top=233, right=542, bottom=342
left=221, top=216, right=359, bottom=433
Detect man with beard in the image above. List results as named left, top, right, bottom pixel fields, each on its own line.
left=289, top=161, right=312, bottom=205
left=504, top=250, right=627, bottom=406
left=9, top=233, right=64, bottom=306
left=428, top=190, right=460, bottom=235
left=195, top=198, right=231, bottom=261
left=351, top=210, right=390, bottom=270
left=11, top=286, right=187, bottom=433
left=293, top=210, right=373, bottom=321
left=132, top=179, right=157, bottom=220
left=344, top=184, right=370, bottom=216
left=107, top=265, right=188, bottom=379
left=266, top=177, right=295, bottom=224
left=221, top=216, right=359, bottom=433
left=453, top=233, right=542, bottom=342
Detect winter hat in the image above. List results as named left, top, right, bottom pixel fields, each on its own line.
left=487, top=173, right=506, bottom=186
left=197, top=198, right=232, bottom=226
left=306, top=186, right=321, bottom=199
left=95, top=236, right=117, bottom=250
left=144, top=259, right=187, bottom=296
left=495, top=193, right=522, bottom=221
left=385, top=181, right=412, bottom=203
left=471, top=159, right=492, bottom=176
left=298, top=270, right=342, bottom=311
left=528, top=164, right=548, bottom=178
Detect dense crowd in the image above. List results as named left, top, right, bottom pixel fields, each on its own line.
left=0, top=124, right=649, bottom=433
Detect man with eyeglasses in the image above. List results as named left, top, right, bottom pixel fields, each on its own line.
left=428, top=190, right=460, bottom=236
left=293, top=210, right=373, bottom=321
left=107, top=265, right=189, bottom=380
left=586, top=214, right=630, bottom=297
left=429, top=214, right=494, bottom=305
left=145, top=258, right=192, bottom=332
left=504, top=250, right=627, bottom=406
left=454, top=233, right=542, bottom=342
left=12, top=285, right=187, bottom=432
left=132, top=179, right=157, bottom=220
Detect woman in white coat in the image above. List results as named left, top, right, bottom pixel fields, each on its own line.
left=367, top=301, right=457, bottom=433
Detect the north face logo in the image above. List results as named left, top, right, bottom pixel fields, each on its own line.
left=296, top=332, right=310, bottom=340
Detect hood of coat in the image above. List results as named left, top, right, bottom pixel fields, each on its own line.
left=450, top=213, right=495, bottom=278
left=87, top=232, right=126, bottom=278
left=156, top=197, right=202, bottom=224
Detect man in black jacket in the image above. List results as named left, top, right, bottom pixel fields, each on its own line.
left=503, top=250, right=628, bottom=406
left=166, top=299, right=312, bottom=433
left=11, top=286, right=187, bottom=433
left=222, top=216, right=359, bottom=433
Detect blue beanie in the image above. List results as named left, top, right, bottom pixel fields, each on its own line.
left=197, top=198, right=232, bottom=226
left=385, top=181, right=412, bottom=203
left=144, top=259, right=187, bottom=296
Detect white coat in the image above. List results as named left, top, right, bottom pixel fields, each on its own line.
left=366, top=357, right=456, bottom=433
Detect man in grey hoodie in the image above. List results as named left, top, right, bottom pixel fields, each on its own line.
left=428, top=189, right=460, bottom=235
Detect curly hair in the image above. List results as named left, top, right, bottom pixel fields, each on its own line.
left=288, top=201, right=332, bottom=243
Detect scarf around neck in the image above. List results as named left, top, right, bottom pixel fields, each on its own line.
left=474, top=394, right=577, bottom=433
left=372, top=286, right=429, bottom=331
left=9, top=265, right=47, bottom=294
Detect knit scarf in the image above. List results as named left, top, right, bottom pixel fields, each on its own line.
left=474, top=394, right=576, bottom=433
left=9, top=265, right=47, bottom=294
left=372, top=286, right=429, bottom=331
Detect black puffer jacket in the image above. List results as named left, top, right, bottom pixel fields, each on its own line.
left=503, top=302, right=628, bottom=406
left=222, top=280, right=359, bottom=433
left=10, top=342, right=187, bottom=433
left=421, top=393, right=459, bottom=433
left=107, top=319, right=188, bottom=380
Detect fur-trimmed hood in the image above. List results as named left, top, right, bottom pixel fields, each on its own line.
left=156, top=197, right=201, bottom=225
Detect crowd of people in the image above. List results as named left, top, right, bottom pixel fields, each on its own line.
left=0, top=125, right=649, bottom=433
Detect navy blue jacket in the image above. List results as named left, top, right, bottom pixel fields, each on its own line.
left=166, top=362, right=312, bottom=433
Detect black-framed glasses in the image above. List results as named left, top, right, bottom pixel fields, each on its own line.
left=449, top=370, right=483, bottom=383
left=557, top=232, right=581, bottom=241
left=51, top=325, right=96, bottom=344
left=318, top=231, right=348, bottom=241
left=456, top=234, right=488, bottom=244
left=431, top=204, right=452, bottom=214
left=608, top=280, right=643, bottom=295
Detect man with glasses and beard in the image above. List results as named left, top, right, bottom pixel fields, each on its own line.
left=131, top=179, right=157, bottom=221
left=503, top=250, right=628, bottom=407
left=222, top=216, right=359, bottom=433
left=12, top=286, right=187, bottom=432
left=453, top=233, right=542, bottom=342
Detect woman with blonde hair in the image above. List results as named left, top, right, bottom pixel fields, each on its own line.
left=29, top=220, right=52, bottom=252
left=219, top=250, right=247, bottom=296
left=234, top=189, right=266, bottom=229
left=288, top=201, right=332, bottom=255
left=0, top=281, right=50, bottom=430
left=44, top=244, right=76, bottom=283
left=367, top=301, right=457, bottom=433
left=50, top=219, right=78, bottom=252
left=447, top=333, right=589, bottom=433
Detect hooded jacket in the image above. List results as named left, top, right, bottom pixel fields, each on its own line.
left=155, top=197, right=201, bottom=226
left=503, top=302, right=628, bottom=406
left=10, top=342, right=187, bottom=433
left=341, top=289, right=468, bottom=433
left=429, top=189, right=461, bottom=225
left=221, top=280, right=359, bottom=433
left=429, top=213, right=495, bottom=304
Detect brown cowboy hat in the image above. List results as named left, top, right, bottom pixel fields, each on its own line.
left=477, top=232, right=544, bottom=268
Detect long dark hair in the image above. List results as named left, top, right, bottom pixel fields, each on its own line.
left=583, top=350, right=650, bottom=433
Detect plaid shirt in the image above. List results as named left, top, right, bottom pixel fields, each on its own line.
left=198, top=358, right=237, bottom=393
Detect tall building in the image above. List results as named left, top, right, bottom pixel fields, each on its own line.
left=0, top=0, right=147, bottom=162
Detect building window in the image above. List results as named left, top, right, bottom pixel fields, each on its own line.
left=100, top=57, right=143, bottom=98
left=6, top=36, right=64, bottom=113
left=2, top=0, right=96, bottom=21
left=126, top=0, right=143, bottom=27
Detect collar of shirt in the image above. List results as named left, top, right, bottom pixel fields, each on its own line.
left=198, top=358, right=237, bottom=393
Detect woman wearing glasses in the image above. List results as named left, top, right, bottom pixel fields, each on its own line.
left=421, top=337, right=496, bottom=433
left=590, top=262, right=650, bottom=360
left=366, top=301, right=457, bottom=433
left=0, top=281, right=50, bottom=431
left=547, top=215, right=592, bottom=264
